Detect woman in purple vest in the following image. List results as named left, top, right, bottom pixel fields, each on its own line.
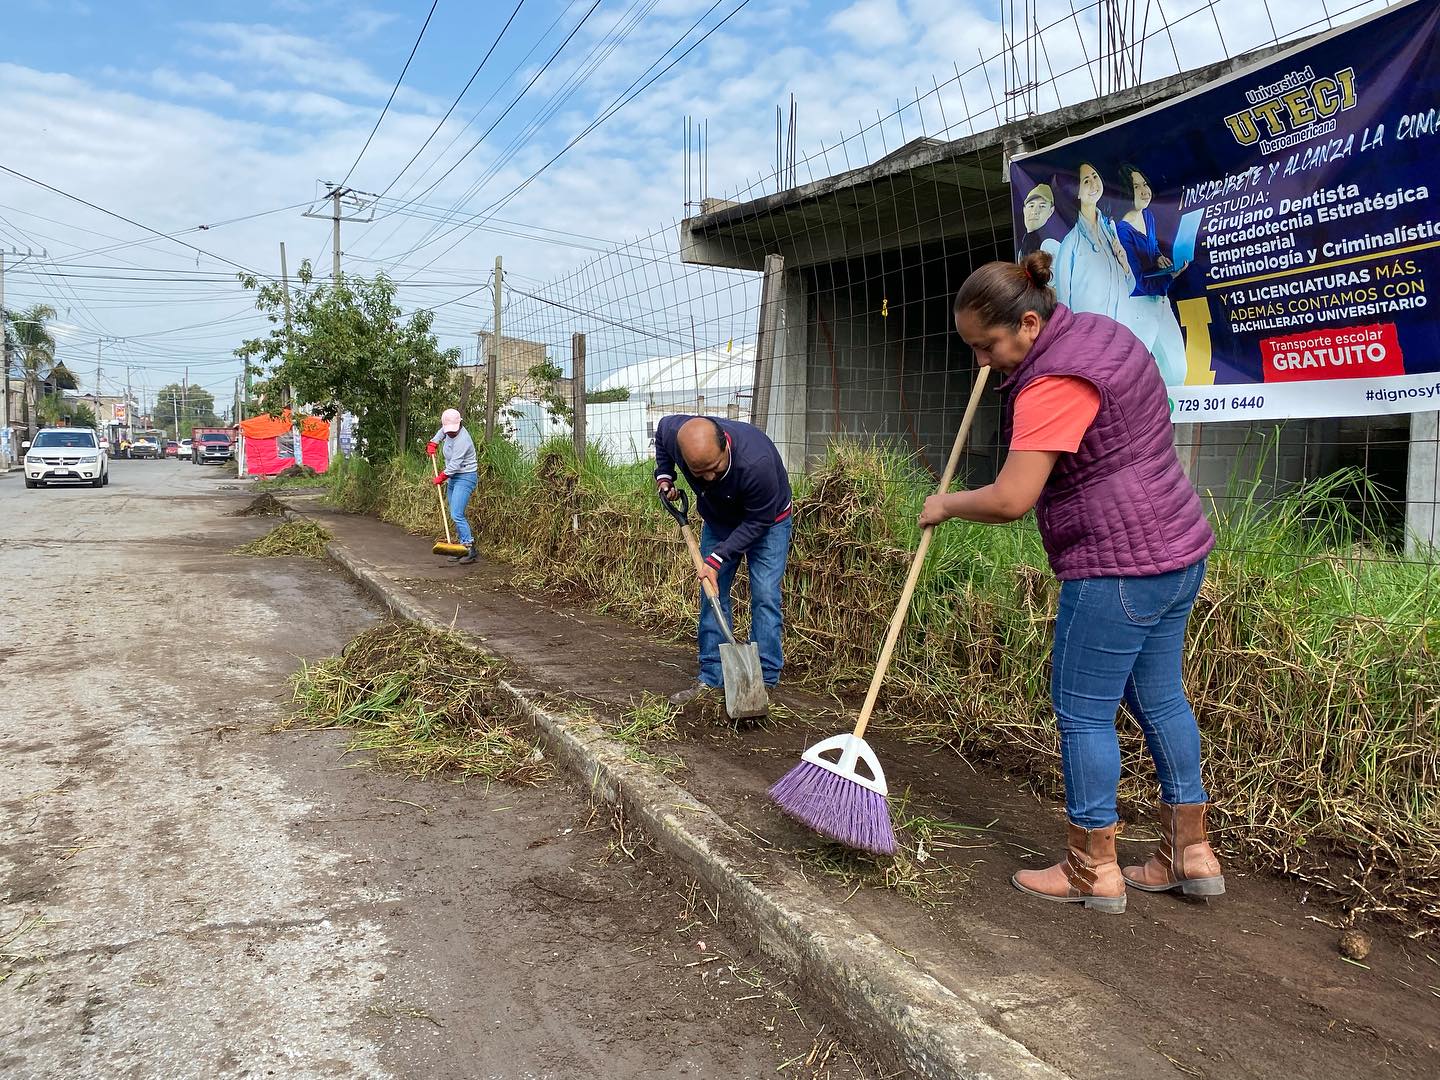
left=919, top=251, right=1223, bottom=914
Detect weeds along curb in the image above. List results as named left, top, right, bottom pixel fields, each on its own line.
left=312, top=526, right=1069, bottom=1080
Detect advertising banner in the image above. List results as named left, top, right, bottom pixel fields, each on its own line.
left=1010, top=0, right=1440, bottom=423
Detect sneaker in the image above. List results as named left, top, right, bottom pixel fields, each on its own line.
left=668, top=680, right=716, bottom=706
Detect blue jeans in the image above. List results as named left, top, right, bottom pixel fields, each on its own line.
left=1052, top=559, right=1209, bottom=829
left=446, top=471, right=477, bottom=545
left=698, top=517, right=792, bottom=688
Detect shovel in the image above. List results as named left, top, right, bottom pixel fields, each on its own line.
left=661, top=488, right=770, bottom=721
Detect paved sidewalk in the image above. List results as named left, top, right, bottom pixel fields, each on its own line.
left=293, top=496, right=1440, bottom=1080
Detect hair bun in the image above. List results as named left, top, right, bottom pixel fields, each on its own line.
left=1022, top=251, right=1053, bottom=289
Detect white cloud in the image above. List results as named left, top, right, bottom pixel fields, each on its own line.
left=146, top=67, right=361, bottom=121
left=828, top=0, right=912, bottom=49
left=184, top=22, right=436, bottom=111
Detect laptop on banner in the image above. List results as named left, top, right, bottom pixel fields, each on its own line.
left=1145, top=209, right=1205, bottom=278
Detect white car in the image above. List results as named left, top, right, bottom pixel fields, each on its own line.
left=178, top=438, right=194, bottom=460
left=24, top=427, right=109, bottom=488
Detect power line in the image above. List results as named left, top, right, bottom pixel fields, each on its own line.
left=395, top=0, right=604, bottom=212
left=376, top=0, right=663, bottom=265
left=0, top=164, right=269, bottom=279
left=375, top=0, right=529, bottom=201
left=351, top=0, right=586, bottom=263
left=397, top=0, right=755, bottom=276
left=338, top=0, right=443, bottom=190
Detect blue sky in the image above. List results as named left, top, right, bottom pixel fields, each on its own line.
left=0, top=0, right=1374, bottom=411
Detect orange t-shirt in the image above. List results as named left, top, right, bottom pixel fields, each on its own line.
left=1010, top=376, right=1101, bottom=453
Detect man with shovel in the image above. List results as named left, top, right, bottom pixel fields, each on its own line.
left=655, top=415, right=793, bottom=706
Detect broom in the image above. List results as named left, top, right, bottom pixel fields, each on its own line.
left=769, top=367, right=992, bottom=855
left=430, top=453, right=470, bottom=558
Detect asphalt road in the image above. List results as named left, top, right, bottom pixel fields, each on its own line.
left=0, top=459, right=867, bottom=1080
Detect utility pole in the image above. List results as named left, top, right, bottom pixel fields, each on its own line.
left=182, top=366, right=189, bottom=440
left=280, top=242, right=303, bottom=470
left=0, top=246, right=46, bottom=470
left=487, top=256, right=502, bottom=440
left=1, top=251, right=10, bottom=471
left=305, top=183, right=373, bottom=462
left=571, top=333, right=586, bottom=461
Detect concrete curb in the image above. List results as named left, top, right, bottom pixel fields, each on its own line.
left=316, top=529, right=1070, bottom=1080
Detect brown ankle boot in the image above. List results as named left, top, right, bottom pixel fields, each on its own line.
left=1122, top=802, right=1225, bottom=897
left=1012, top=823, right=1127, bottom=914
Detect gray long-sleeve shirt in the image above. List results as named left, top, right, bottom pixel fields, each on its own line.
left=432, top=427, right=478, bottom=475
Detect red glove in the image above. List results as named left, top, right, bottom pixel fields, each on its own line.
left=426, top=441, right=438, bottom=456
left=432, top=472, right=448, bottom=485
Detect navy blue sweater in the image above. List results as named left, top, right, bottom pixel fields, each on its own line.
left=654, top=415, right=792, bottom=569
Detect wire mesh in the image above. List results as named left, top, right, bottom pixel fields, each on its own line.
left=481, top=0, right=1429, bottom=571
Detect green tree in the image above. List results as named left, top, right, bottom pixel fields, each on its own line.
left=153, top=383, right=220, bottom=437
left=586, top=386, right=630, bottom=404
left=527, top=358, right=573, bottom=425
left=4, top=303, right=57, bottom=438
left=235, top=262, right=459, bottom=462
left=72, top=402, right=97, bottom=430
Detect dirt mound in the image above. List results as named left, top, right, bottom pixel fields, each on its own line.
left=276, top=464, right=320, bottom=480
left=231, top=493, right=286, bottom=517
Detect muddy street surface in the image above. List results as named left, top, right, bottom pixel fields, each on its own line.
left=0, top=460, right=875, bottom=1080
left=297, top=499, right=1440, bottom=1080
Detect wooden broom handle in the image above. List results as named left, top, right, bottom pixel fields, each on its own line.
left=852, top=366, right=992, bottom=740
left=432, top=453, right=454, bottom=545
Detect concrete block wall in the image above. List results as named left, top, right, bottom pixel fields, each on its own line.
left=799, top=249, right=1002, bottom=485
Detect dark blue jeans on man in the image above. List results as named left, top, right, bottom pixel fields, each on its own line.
left=698, top=517, right=792, bottom=688
left=1052, top=558, right=1210, bottom=829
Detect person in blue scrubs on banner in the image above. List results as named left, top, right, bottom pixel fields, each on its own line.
left=1052, top=162, right=1135, bottom=324
left=1116, top=164, right=1190, bottom=386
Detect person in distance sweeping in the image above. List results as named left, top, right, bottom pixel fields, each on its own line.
left=427, top=408, right=479, bottom=565
left=919, top=251, right=1222, bottom=915
left=655, top=415, right=793, bottom=706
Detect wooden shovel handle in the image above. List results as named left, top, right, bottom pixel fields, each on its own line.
left=852, top=366, right=992, bottom=740
left=679, top=522, right=721, bottom=601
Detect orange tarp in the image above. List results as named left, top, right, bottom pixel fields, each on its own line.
left=238, top=411, right=330, bottom=440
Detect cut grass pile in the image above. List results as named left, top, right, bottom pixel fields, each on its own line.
left=325, top=437, right=1440, bottom=934
left=233, top=519, right=331, bottom=558
left=790, top=795, right=985, bottom=907
left=287, top=621, right=550, bottom=784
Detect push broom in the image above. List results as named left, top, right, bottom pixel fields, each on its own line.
left=769, top=367, right=992, bottom=855
left=430, top=454, right=470, bottom=558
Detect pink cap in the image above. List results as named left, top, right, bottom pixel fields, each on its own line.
left=440, top=408, right=463, bottom=433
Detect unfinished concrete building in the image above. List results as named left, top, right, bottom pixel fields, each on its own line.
left=678, top=52, right=1428, bottom=544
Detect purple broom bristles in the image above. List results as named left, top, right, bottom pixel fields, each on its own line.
left=769, top=760, right=896, bottom=856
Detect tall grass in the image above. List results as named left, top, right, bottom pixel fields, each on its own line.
left=327, top=438, right=1440, bottom=932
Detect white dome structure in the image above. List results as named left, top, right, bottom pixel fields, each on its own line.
left=597, top=343, right=755, bottom=408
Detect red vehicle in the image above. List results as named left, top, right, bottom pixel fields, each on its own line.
left=191, top=427, right=235, bottom=465
left=164, top=440, right=180, bottom=458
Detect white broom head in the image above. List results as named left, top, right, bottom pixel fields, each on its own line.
left=799, top=732, right=888, bottom=796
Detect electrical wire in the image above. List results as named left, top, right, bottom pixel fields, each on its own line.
left=0, top=164, right=269, bottom=279
left=337, top=0, right=442, bottom=190
left=374, top=0, right=528, bottom=201
left=393, top=0, right=754, bottom=276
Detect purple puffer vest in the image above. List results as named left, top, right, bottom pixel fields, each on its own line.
left=999, top=304, right=1215, bottom=580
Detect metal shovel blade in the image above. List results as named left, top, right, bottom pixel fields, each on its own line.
left=718, top=641, right=769, bottom=719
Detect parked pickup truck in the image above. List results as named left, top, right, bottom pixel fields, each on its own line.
left=128, top=435, right=163, bottom=459
left=191, top=428, right=235, bottom=465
